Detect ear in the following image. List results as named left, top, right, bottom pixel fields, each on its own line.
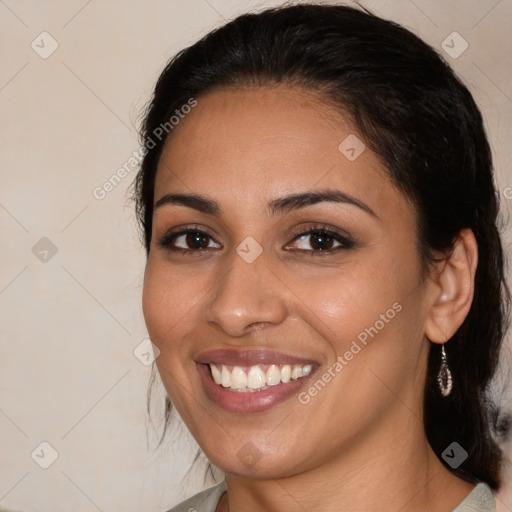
left=424, top=228, right=478, bottom=344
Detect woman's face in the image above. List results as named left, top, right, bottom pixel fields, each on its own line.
left=143, top=85, right=434, bottom=477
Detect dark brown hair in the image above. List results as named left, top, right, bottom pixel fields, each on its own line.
left=134, top=3, right=511, bottom=489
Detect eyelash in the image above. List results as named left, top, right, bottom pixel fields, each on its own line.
left=156, top=223, right=354, bottom=256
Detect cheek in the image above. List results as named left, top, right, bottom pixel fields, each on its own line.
left=142, top=257, right=203, bottom=351
left=301, top=258, right=408, bottom=351
left=142, top=258, right=202, bottom=410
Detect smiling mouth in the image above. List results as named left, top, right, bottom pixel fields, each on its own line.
left=208, top=363, right=313, bottom=392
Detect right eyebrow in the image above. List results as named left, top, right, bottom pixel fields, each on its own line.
left=154, top=193, right=221, bottom=216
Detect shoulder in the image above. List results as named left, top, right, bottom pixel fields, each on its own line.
left=452, top=482, right=496, bottom=512
left=164, top=479, right=495, bottom=511
left=165, top=480, right=227, bottom=512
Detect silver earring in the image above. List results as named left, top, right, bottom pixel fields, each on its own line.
left=437, top=342, right=453, bottom=397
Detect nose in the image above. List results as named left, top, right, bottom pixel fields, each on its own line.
left=204, top=247, right=290, bottom=338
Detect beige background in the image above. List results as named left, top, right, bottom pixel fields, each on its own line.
left=1, top=0, right=511, bottom=511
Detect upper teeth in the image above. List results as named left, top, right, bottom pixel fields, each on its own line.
left=209, top=363, right=313, bottom=391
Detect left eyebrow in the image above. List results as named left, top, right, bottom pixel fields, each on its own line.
left=153, top=187, right=379, bottom=220
left=267, top=188, right=379, bottom=219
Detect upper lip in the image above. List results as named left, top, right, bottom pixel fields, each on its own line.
left=195, top=348, right=318, bottom=366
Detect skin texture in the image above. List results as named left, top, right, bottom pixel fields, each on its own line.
left=142, top=85, right=478, bottom=511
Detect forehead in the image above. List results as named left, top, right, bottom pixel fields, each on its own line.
left=162, top=86, right=349, bottom=150
left=153, top=85, right=404, bottom=220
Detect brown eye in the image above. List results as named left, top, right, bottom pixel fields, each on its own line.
left=301, top=231, right=337, bottom=251
left=287, top=227, right=354, bottom=254
left=157, top=227, right=221, bottom=253
left=180, top=231, right=211, bottom=250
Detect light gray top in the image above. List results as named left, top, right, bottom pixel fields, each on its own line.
left=166, top=480, right=496, bottom=511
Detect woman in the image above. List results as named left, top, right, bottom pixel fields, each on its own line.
left=134, top=3, right=510, bottom=511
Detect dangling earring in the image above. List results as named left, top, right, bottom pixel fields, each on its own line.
left=437, top=342, right=453, bottom=397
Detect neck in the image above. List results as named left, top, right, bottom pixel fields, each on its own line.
left=217, top=412, right=474, bottom=512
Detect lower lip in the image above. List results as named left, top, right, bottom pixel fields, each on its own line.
left=197, top=363, right=314, bottom=413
